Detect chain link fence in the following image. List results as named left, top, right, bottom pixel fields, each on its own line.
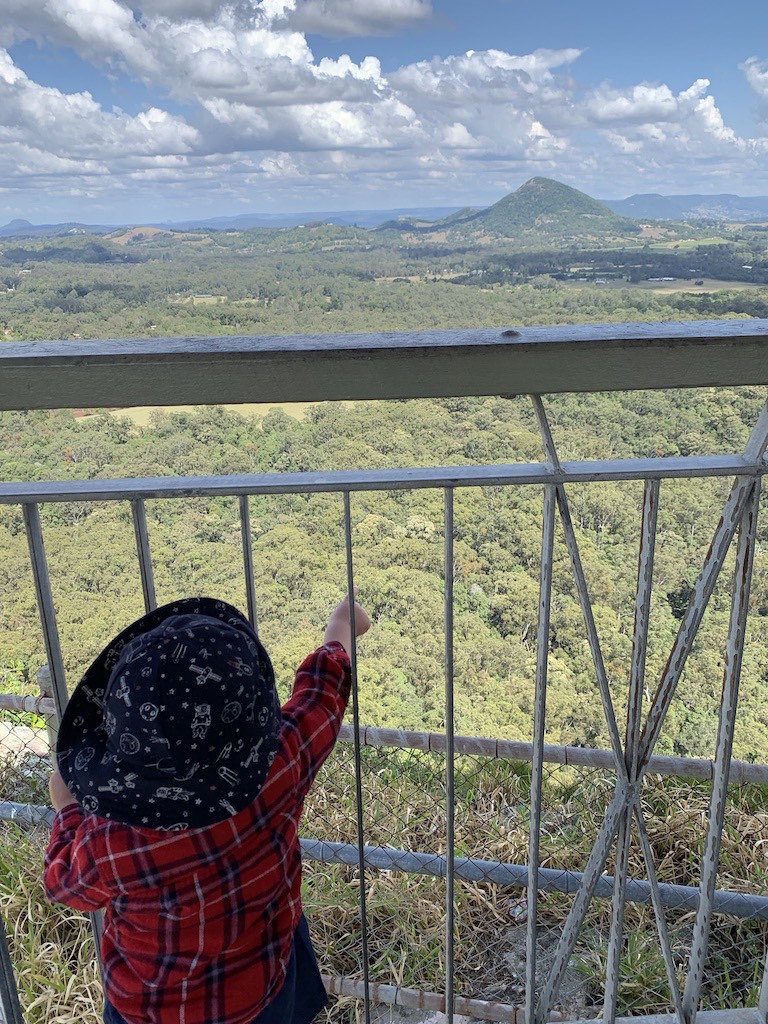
left=1, top=694, right=767, bottom=1024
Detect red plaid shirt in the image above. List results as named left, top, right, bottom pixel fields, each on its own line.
left=44, top=642, right=351, bottom=1024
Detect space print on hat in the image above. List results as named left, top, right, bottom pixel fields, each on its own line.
left=56, top=598, right=282, bottom=829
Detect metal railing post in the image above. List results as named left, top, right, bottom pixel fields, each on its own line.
left=36, top=666, right=59, bottom=754
left=0, top=913, right=23, bottom=1024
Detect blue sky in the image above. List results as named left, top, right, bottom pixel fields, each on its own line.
left=1, top=0, right=768, bottom=224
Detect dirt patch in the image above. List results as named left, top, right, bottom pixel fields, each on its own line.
left=0, top=723, right=49, bottom=758
left=110, top=226, right=174, bottom=245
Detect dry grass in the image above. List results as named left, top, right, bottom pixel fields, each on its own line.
left=1, top=749, right=767, bottom=1023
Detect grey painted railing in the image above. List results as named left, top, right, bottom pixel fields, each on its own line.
left=0, top=323, right=767, bottom=1024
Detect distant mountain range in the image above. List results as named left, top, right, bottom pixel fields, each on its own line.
left=4, top=182, right=768, bottom=240
left=0, top=207, right=467, bottom=238
left=602, top=193, right=768, bottom=221
left=606, top=194, right=768, bottom=223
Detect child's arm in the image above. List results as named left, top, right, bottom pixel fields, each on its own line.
left=49, top=769, right=78, bottom=813
left=280, top=593, right=370, bottom=793
left=44, top=772, right=114, bottom=911
left=323, top=590, right=371, bottom=656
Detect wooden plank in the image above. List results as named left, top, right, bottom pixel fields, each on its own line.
left=1, top=320, right=767, bottom=409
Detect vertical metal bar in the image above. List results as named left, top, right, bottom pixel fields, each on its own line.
left=637, top=473, right=755, bottom=768
left=554, top=487, right=626, bottom=769
left=530, top=396, right=626, bottom=773
left=22, top=502, right=105, bottom=974
left=534, top=782, right=630, bottom=1024
left=731, top=403, right=768, bottom=1024
left=0, top=913, right=23, bottom=1024
left=682, top=480, right=761, bottom=1023
left=239, top=495, right=259, bottom=632
left=342, top=492, right=371, bottom=1024
left=444, top=487, right=455, bottom=1024
left=131, top=498, right=157, bottom=613
left=22, top=504, right=69, bottom=724
left=530, top=395, right=559, bottom=468
left=633, top=805, right=686, bottom=1023
left=626, top=481, right=660, bottom=781
left=759, top=949, right=768, bottom=1023
left=526, top=483, right=556, bottom=1024
left=604, top=480, right=660, bottom=1022
left=742, top=399, right=768, bottom=463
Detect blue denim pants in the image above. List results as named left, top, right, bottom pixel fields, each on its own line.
left=103, top=914, right=328, bottom=1024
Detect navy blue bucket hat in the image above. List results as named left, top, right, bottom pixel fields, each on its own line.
left=56, top=597, right=282, bottom=831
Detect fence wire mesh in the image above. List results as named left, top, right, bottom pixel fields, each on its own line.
left=2, top=703, right=765, bottom=1024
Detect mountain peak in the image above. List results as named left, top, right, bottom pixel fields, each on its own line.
left=465, top=177, right=637, bottom=239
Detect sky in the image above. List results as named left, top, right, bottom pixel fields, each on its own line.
left=1, top=0, right=768, bottom=224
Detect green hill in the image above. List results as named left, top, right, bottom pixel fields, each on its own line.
left=444, top=177, right=642, bottom=240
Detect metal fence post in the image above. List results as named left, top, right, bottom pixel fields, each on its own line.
left=0, top=914, right=23, bottom=1024
left=36, top=666, right=58, bottom=755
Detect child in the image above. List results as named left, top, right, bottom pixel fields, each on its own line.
left=45, top=592, right=370, bottom=1024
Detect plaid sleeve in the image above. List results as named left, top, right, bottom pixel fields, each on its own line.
left=43, top=803, right=114, bottom=912
left=280, top=641, right=352, bottom=797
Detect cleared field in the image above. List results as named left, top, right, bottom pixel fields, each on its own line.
left=561, top=277, right=765, bottom=293
left=87, top=401, right=328, bottom=427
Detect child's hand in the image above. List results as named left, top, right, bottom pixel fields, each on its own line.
left=324, top=590, right=371, bottom=654
left=49, top=769, right=78, bottom=812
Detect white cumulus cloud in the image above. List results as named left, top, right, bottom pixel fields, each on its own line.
left=286, top=0, right=433, bottom=37
left=1, top=0, right=768, bottom=218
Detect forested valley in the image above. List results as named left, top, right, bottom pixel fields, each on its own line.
left=1, top=217, right=767, bottom=761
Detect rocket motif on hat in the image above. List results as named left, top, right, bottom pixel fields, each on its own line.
left=244, top=738, right=263, bottom=768
left=156, top=786, right=194, bottom=801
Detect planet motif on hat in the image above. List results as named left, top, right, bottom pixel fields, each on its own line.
left=119, top=733, right=141, bottom=755
left=222, top=701, right=242, bottom=723
left=74, top=747, right=95, bottom=770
